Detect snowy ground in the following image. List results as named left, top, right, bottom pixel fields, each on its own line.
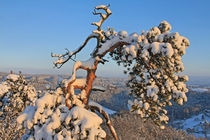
left=190, top=88, right=209, bottom=93
left=102, top=106, right=116, bottom=115
left=1, top=73, right=210, bottom=139
left=172, top=109, right=210, bottom=138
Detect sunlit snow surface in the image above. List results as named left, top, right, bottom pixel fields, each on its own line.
left=190, top=88, right=208, bottom=93
left=102, top=106, right=116, bottom=115
left=172, top=109, right=210, bottom=138
left=0, top=82, right=9, bottom=97
left=6, top=74, right=19, bottom=81
left=89, top=100, right=116, bottom=115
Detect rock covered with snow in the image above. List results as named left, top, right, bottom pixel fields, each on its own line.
left=17, top=86, right=106, bottom=140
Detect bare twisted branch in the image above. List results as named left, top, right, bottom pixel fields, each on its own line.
left=92, top=4, right=112, bottom=32
left=52, top=5, right=112, bottom=68
left=51, top=33, right=99, bottom=68
left=51, top=48, right=76, bottom=68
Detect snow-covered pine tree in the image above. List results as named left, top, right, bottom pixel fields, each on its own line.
left=17, top=86, right=106, bottom=140
left=0, top=73, right=37, bottom=139
left=18, top=4, right=189, bottom=140
left=111, top=21, right=189, bottom=129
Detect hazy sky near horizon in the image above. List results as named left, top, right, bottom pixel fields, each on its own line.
left=0, top=0, right=210, bottom=77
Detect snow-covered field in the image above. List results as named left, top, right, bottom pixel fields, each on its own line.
left=172, top=109, right=210, bottom=138
left=190, top=88, right=208, bottom=93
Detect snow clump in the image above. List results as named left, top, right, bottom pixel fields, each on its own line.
left=17, top=86, right=106, bottom=140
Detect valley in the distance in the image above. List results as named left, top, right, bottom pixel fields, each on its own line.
left=0, top=72, right=210, bottom=139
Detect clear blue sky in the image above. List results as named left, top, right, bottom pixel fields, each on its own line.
left=0, top=0, right=210, bottom=77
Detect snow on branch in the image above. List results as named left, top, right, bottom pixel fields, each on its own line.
left=92, top=86, right=105, bottom=92
left=92, top=4, right=112, bottom=32
left=17, top=88, right=106, bottom=140
left=51, top=34, right=99, bottom=69
left=51, top=48, right=76, bottom=68
left=51, top=5, right=112, bottom=69
left=109, top=20, right=190, bottom=128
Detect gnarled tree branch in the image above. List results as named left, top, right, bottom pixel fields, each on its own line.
left=92, top=4, right=112, bottom=31
left=87, top=105, right=118, bottom=140
left=51, top=34, right=99, bottom=68
left=53, top=5, right=131, bottom=140
left=52, top=5, right=112, bottom=69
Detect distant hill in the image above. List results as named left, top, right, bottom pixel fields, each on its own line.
left=187, top=76, right=210, bottom=87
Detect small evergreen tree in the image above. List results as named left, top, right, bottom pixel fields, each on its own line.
left=0, top=73, right=37, bottom=139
